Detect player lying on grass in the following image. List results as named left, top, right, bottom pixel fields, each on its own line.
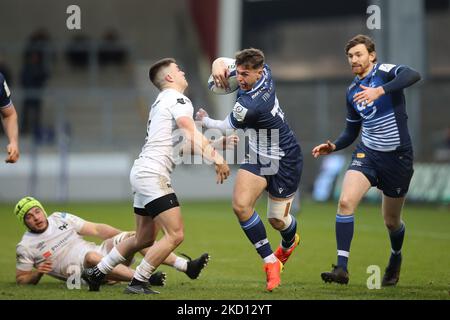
left=14, top=196, right=209, bottom=287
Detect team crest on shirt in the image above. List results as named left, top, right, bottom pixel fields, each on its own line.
left=357, top=105, right=377, bottom=120
left=356, top=153, right=365, bottom=159
left=177, top=98, right=186, bottom=104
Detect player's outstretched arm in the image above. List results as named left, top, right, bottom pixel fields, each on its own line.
left=177, top=116, right=230, bottom=184
left=211, top=135, right=239, bottom=151
left=1, top=104, right=19, bottom=163
left=195, top=108, right=234, bottom=134
left=312, top=140, right=336, bottom=158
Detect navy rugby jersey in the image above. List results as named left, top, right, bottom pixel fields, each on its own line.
left=345, top=63, right=417, bottom=152
left=227, top=64, right=299, bottom=159
left=0, top=72, right=12, bottom=108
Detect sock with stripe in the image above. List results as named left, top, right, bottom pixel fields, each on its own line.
left=239, top=211, right=274, bottom=261
left=388, top=222, right=405, bottom=266
left=336, top=213, right=354, bottom=272
left=280, top=214, right=297, bottom=250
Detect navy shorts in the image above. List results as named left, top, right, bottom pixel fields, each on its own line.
left=348, top=143, right=414, bottom=198
left=240, top=144, right=303, bottom=199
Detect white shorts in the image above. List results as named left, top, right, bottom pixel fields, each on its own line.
left=130, top=165, right=174, bottom=207
left=130, top=165, right=179, bottom=217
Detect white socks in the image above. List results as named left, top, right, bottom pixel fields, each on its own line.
left=134, top=259, right=156, bottom=282
left=263, top=254, right=278, bottom=264
left=97, top=247, right=126, bottom=274
left=173, top=257, right=188, bottom=272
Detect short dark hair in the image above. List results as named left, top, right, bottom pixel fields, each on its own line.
left=235, top=48, right=265, bottom=69
left=149, top=58, right=176, bottom=89
left=345, top=34, right=377, bottom=62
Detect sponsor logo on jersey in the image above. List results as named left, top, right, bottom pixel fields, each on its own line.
left=36, top=241, right=46, bottom=251
left=351, top=160, right=363, bottom=167
left=43, top=251, right=52, bottom=259
left=58, top=223, right=68, bottom=231
left=177, top=98, right=186, bottom=104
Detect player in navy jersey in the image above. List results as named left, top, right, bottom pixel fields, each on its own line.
left=0, top=72, right=19, bottom=163
left=197, top=48, right=302, bottom=291
left=312, top=35, right=421, bottom=286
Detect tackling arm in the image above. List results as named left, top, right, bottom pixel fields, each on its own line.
left=177, top=116, right=230, bottom=184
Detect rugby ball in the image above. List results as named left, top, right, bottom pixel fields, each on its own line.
left=208, top=58, right=239, bottom=95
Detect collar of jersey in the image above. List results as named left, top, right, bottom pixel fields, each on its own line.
left=246, top=67, right=268, bottom=95
left=354, top=63, right=378, bottom=84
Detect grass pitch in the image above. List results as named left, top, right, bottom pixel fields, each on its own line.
left=0, top=199, right=449, bottom=300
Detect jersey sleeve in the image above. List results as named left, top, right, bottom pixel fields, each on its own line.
left=56, top=212, right=86, bottom=232
left=378, top=63, right=421, bottom=94
left=333, top=99, right=362, bottom=152
left=169, top=97, right=194, bottom=120
left=0, top=73, right=12, bottom=108
left=229, top=100, right=258, bottom=129
left=16, top=245, right=34, bottom=271
left=345, top=98, right=362, bottom=123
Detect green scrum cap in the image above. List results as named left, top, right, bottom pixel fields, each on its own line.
left=14, top=196, right=47, bottom=226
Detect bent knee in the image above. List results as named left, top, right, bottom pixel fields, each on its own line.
left=134, top=236, right=155, bottom=250
left=338, top=197, right=356, bottom=214
left=166, top=229, right=184, bottom=247
left=84, top=252, right=101, bottom=267
left=268, top=218, right=285, bottom=230
left=232, top=201, right=253, bottom=220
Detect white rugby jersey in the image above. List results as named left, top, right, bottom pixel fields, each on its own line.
left=16, top=212, right=98, bottom=280
left=134, top=88, right=194, bottom=175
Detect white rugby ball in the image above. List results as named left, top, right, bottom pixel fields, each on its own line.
left=208, top=58, right=239, bottom=95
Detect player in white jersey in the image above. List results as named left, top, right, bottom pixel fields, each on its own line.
left=15, top=197, right=210, bottom=287
left=83, top=58, right=230, bottom=294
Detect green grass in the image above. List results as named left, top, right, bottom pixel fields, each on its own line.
left=0, top=200, right=449, bottom=300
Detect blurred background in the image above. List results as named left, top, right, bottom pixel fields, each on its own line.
left=0, top=0, right=448, bottom=205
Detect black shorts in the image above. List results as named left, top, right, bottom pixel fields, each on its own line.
left=134, top=193, right=180, bottom=218
left=348, top=143, right=414, bottom=198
